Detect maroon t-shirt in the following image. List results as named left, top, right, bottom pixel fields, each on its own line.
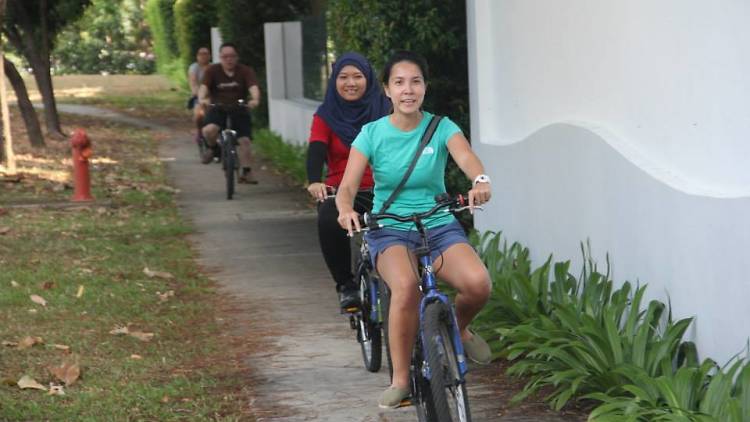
left=202, top=63, right=259, bottom=105
left=309, top=114, right=374, bottom=189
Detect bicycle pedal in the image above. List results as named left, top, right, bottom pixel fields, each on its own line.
left=397, top=397, right=414, bottom=408
left=343, top=306, right=360, bottom=314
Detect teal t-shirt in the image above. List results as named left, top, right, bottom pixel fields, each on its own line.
left=352, top=111, right=462, bottom=230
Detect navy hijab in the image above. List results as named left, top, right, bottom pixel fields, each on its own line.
left=315, top=52, right=391, bottom=146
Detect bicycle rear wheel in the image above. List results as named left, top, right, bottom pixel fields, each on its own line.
left=222, top=134, right=236, bottom=200
left=423, top=301, right=472, bottom=422
left=357, top=268, right=382, bottom=372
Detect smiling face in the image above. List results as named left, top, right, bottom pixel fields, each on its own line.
left=383, top=61, right=426, bottom=116
left=335, top=64, right=367, bottom=102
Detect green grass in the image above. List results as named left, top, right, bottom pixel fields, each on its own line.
left=253, top=128, right=307, bottom=186
left=0, top=126, right=252, bottom=420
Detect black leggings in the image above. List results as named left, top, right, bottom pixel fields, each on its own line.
left=317, top=191, right=373, bottom=291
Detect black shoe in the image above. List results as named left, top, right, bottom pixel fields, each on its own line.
left=338, top=287, right=361, bottom=311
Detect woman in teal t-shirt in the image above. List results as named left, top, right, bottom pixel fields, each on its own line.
left=335, top=50, right=493, bottom=409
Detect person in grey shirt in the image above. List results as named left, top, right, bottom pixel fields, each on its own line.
left=188, top=46, right=211, bottom=143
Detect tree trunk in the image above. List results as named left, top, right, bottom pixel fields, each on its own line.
left=4, top=57, right=44, bottom=147
left=28, top=58, right=63, bottom=137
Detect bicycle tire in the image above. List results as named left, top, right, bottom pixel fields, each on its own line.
left=380, top=282, right=393, bottom=381
left=423, top=301, right=472, bottom=422
left=412, top=336, right=440, bottom=421
left=357, top=269, right=382, bottom=372
left=197, top=135, right=207, bottom=159
left=223, top=134, right=236, bottom=200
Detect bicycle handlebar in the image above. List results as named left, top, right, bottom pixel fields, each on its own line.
left=364, top=193, right=481, bottom=228
left=208, top=99, right=249, bottom=112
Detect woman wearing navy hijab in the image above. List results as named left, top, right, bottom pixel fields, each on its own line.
left=306, top=52, right=391, bottom=310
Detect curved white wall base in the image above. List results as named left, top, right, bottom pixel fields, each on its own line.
left=475, top=123, right=750, bottom=364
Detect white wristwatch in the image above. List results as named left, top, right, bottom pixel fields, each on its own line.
left=473, top=174, right=491, bottom=186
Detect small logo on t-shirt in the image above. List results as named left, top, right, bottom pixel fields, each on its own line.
left=422, top=146, right=435, bottom=155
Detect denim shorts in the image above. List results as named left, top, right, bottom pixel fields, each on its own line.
left=364, top=220, right=468, bottom=268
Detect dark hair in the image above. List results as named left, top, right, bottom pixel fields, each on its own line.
left=381, top=50, right=429, bottom=85
left=219, top=42, right=238, bottom=53
left=196, top=46, right=210, bottom=53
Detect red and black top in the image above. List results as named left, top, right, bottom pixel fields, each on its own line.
left=309, top=114, right=374, bottom=189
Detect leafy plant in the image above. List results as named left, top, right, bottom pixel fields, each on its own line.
left=253, top=129, right=307, bottom=185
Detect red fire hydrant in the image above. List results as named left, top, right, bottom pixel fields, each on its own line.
left=71, top=128, right=94, bottom=202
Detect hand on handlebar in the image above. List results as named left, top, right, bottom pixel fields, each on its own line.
left=468, top=183, right=491, bottom=214
left=337, top=208, right=362, bottom=237
left=307, top=182, right=329, bottom=202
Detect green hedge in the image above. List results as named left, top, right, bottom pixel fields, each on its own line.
left=145, top=0, right=187, bottom=89
left=173, top=0, right=216, bottom=66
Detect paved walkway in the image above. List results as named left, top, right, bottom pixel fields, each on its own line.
left=57, top=103, right=586, bottom=421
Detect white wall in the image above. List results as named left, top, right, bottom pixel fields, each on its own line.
left=264, top=22, right=320, bottom=146
left=468, top=0, right=750, bottom=363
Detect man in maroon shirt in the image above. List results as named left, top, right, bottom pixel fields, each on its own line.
left=199, top=42, right=261, bottom=183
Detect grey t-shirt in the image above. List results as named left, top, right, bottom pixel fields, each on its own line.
left=188, top=62, right=206, bottom=85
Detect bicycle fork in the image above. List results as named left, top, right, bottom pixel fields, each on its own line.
left=417, top=255, right=469, bottom=382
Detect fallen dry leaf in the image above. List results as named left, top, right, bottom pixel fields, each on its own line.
left=48, top=358, right=81, bottom=386
left=17, top=375, right=47, bottom=391
left=156, top=290, right=175, bottom=302
left=18, top=336, right=44, bottom=350
left=143, top=267, right=174, bottom=280
left=0, top=226, right=10, bottom=235
left=129, top=331, right=155, bottom=342
left=42, top=281, right=55, bottom=290
left=76, top=285, right=85, bottom=298
left=30, top=294, right=47, bottom=307
left=2, top=340, right=18, bottom=347
left=109, top=326, right=130, bottom=335
left=130, top=354, right=143, bottom=360
left=10, top=280, right=19, bottom=288
left=109, top=325, right=153, bottom=341
left=48, top=384, right=65, bottom=396
left=53, top=344, right=71, bottom=353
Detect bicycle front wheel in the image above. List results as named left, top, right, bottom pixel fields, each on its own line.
left=357, top=269, right=382, bottom=372
left=223, top=136, right=236, bottom=200
left=423, top=301, right=472, bottom=422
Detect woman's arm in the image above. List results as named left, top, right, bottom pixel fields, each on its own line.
left=447, top=133, right=491, bottom=210
left=335, top=148, right=368, bottom=235
left=306, top=141, right=328, bottom=201
left=188, top=69, right=199, bottom=96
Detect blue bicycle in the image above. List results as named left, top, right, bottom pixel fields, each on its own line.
left=366, top=193, right=477, bottom=422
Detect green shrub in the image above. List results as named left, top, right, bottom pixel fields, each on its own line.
left=470, top=233, right=700, bottom=410
left=173, top=0, right=216, bottom=66
left=145, top=0, right=179, bottom=72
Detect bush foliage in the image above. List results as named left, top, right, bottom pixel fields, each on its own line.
left=54, top=0, right=155, bottom=74
left=173, top=0, right=216, bottom=66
